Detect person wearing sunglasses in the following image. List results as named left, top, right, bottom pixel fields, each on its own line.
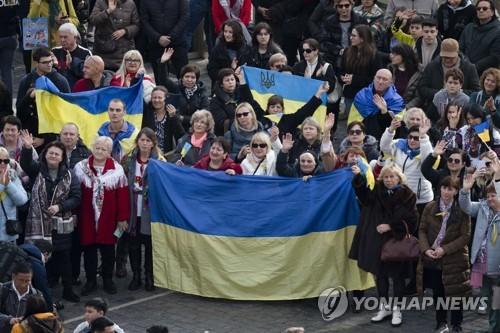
left=381, top=118, right=434, bottom=217
left=433, top=103, right=466, bottom=151
left=340, top=122, right=379, bottom=163
left=110, top=50, right=155, bottom=103
left=193, top=137, right=242, bottom=175
left=241, top=132, right=278, bottom=176
left=459, top=0, right=500, bottom=76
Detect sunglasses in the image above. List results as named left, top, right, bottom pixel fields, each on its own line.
left=251, top=143, right=267, bottom=149
left=447, top=158, right=462, bottom=164
left=349, top=129, right=362, bottom=135
left=408, top=135, right=420, bottom=142
left=476, top=6, right=490, bottom=11
left=236, top=112, right=250, bottom=118
left=337, top=3, right=351, bottom=8
left=302, top=48, right=316, bottom=54
left=0, top=159, right=10, bottom=164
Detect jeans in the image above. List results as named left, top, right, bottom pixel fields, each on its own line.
left=0, top=36, right=17, bottom=94
left=185, top=0, right=213, bottom=52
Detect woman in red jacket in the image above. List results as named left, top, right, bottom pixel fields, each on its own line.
left=193, top=136, right=242, bottom=175
left=74, top=136, right=130, bottom=296
left=211, top=0, right=252, bottom=36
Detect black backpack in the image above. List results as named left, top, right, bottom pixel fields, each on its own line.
left=0, top=241, right=29, bottom=283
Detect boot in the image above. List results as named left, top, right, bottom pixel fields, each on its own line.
left=62, top=288, right=80, bottom=302
left=103, top=278, right=117, bottom=294
left=115, top=236, right=129, bottom=278
left=81, top=279, right=97, bottom=296
left=144, top=272, right=155, bottom=291
left=371, top=304, right=392, bottom=323
left=128, top=274, right=142, bottom=291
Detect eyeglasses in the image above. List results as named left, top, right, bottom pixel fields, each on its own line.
left=337, top=3, right=351, bottom=8
left=408, top=135, right=420, bottom=142
left=302, top=48, right=316, bottom=54
left=476, top=6, right=490, bottom=11
left=0, top=159, right=10, bottom=164
left=236, top=112, right=250, bottom=118
left=251, top=143, right=267, bottom=149
left=447, top=158, right=462, bottom=164
left=349, top=129, right=363, bottom=135
left=125, top=59, right=141, bottom=64
left=39, top=60, right=53, bottom=65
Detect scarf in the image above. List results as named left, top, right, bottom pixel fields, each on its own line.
left=395, top=139, right=420, bottom=159
left=218, top=0, right=251, bottom=43
left=26, top=167, right=72, bottom=242
left=353, top=83, right=405, bottom=119
left=97, top=122, right=136, bottom=161
left=184, top=85, right=198, bottom=100
left=191, top=132, right=207, bottom=149
left=385, top=184, right=401, bottom=195
left=432, top=198, right=453, bottom=249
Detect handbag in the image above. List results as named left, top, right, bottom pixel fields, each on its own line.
left=320, top=63, right=342, bottom=103
left=380, top=220, right=420, bottom=262
left=1, top=199, right=22, bottom=236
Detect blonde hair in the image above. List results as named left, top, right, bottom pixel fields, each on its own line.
left=234, top=102, right=258, bottom=132
left=115, top=50, right=146, bottom=83
left=378, top=163, right=407, bottom=185
left=403, top=107, right=427, bottom=125
left=190, top=109, right=215, bottom=134
left=250, top=131, right=272, bottom=149
left=92, top=136, right=113, bottom=154
left=300, top=117, right=321, bottom=141
left=0, top=147, right=10, bottom=159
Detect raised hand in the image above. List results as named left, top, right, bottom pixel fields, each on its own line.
left=433, top=140, right=446, bottom=157
left=20, top=130, right=33, bottom=148
left=389, top=118, right=401, bottom=132
left=462, top=173, right=475, bottom=191
left=281, top=133, right=294, bottom=153
left=269, top=126, right=279, bottom=142
left=419, top=118, right=431, bottom=137
left=166, top=104, right=176, bottom=116
left=449, top=106, right=462, bottom=129
left=160, top=48, right=174, bottom=64
left=324, top=113, right=335, bottom=132
left=315, top=81, right=330, bottom=97
left=234, top=66, right=245, bottom=84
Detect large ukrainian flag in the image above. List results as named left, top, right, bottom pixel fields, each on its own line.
left=35, top=76, right=144, bottom=146
left=148, top=161, right=375, bottom=300
left=243, top=66, right=327, bottom=126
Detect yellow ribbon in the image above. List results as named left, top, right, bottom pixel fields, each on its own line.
left=492, top=223, right=498, bottom=246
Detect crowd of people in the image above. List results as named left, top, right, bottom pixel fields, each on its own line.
left=0, top=0, right=500, bottom=331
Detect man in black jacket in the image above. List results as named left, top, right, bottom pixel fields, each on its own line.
left=140, top=0, right=189, bottom=86
left=418, top=38, right=480, bottom=121
left=16, top=47, right=71, bottom=153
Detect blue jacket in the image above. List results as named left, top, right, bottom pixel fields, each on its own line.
left=0, top=171, right=28, bottom=242
left=19, top=244, right=53, bottom=311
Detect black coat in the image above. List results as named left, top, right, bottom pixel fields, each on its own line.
left=437, top=0, right=476, bottom=40
left=247, top=45, right=283, bottom=69
left=172, top=132, right=216, bottom=166
left=421, top=154, right=465, bottom=196
left=292, top=58, right=337, bottom=94
left=288, top=137, right=321, bottom=164
left=0, top=81, right=13, bottom=128
left=276, top=150, right=322, bottom=177
left=349, top=174, right=418, bottom=278
left=207, top=40, right=252, bottom=83
left=141, top=103, right=185, bottom=153
left=169, top=81, right=210, bottom=132
left=209, top=86, right=243, bottom=136
left=339, top=50, right=384, bottom=99
left=66, top=140, right=91, bottom=169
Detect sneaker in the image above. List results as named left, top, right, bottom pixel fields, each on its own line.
left=435, top=322, right=449, bottom=333
left=391, top=307, right=402, bottom=327
left=450, top=325, right=463, bottom=333
left=478, top=304, right=487, bottom=314
left=371, top=305, right=392, bottom=323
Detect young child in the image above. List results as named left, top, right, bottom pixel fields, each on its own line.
left=433, top=68, right=470, bottom=118
left=391, top=11, right=424, bottom=47
left=73, top=298, right=124, bottom=333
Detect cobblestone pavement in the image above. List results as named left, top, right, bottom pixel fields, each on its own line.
left=11, top=52, right=490, bottom=333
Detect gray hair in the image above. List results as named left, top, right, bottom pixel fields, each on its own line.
left=190, top=109, right=215, bottom=133
left=92, top=136, right=113, bottom=153
left=58, top=23, right=80, bottom=39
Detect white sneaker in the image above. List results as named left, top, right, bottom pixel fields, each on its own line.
left=371, top=305, right=392, bottom=323
left=391, top=307, right=402, bottom=327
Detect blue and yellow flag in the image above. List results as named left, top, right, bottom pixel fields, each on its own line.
left=356, top=156, right=375, bottom=190
left=473, top=120, right=490, bottom=143
left=148, top=161, right=374, bottom=300
left=35, top=76, right=144, bottom=146
left=243, top=66, right=327, bottom=127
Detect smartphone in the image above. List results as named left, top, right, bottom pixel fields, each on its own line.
left=113, top=226, right=124, bottom=238
left=388, top=110, right=395, bottom=119
left=165, top=93, right=181, bottom=108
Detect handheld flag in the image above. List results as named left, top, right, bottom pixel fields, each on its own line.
left=35, top=76, right=144, bottom=146
left=356, top=155, right=375, bottom=190
left=180, top=142, right=192, bottom=158
left=473, top=120, right=490, bottom=143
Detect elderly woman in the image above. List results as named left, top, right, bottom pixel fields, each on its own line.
left=193, top=137, right=242, bottom=175
left=173, top=110, right=216, bottom=166
left=419, top=176, right=471, bottom=333
left=169, top=64, right=210, bottom=132
left=74, top=136, right=130, bottom=296
left=110, top=50, right=156, bottom=103
left=349, top=163, right=418, bottom=327
left=470, top=68, right=500, bottom=128
left=0, top=147, right=28, bottom=242
left=241, top=132, right=278, bottom=176
left=20, top=130, right=81, bottom=303
left=122, top=128, right=164, bottom=292
left=89, top=0, right=140, bottom=70
left=339, top=121, right=379, bottom=162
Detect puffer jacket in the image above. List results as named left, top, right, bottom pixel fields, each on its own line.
left=460, top=185, right=500, bottom=276
left=380, top=128, right=434, bottom=204
left=89, top=0, right=140, bottom=70
left=459, top=17, right=500, bottom=75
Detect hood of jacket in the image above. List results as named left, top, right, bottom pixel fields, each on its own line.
left=19, top=243, right=44, bottom=263
left=448, top=0, right=472, bottom=12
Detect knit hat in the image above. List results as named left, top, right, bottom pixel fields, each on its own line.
left=440, top=39, right=459, bottom=58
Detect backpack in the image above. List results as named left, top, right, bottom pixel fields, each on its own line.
left=0, top=241, right=29, bottom=283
